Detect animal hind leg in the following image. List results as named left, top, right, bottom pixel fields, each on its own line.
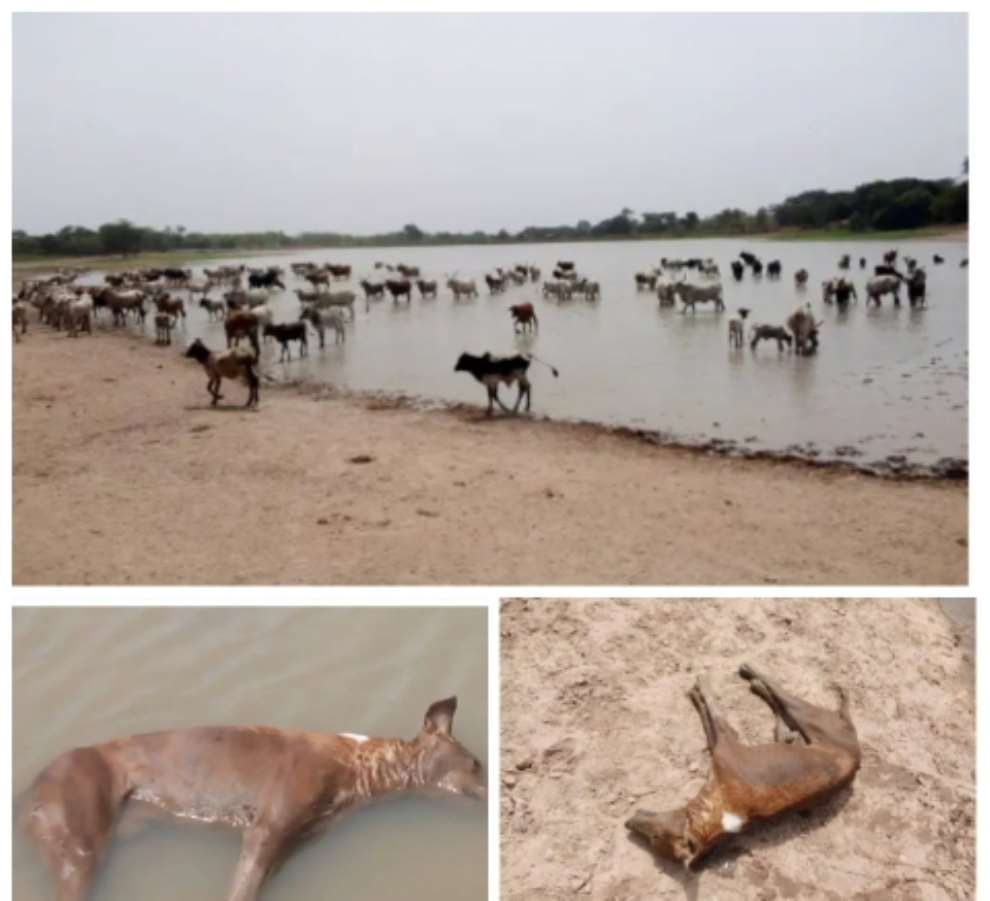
left=26, top=748, right=126, bottom=901
left=688, top=675, right=740, bottom=752
left=739, top=664, right=855, bottom=748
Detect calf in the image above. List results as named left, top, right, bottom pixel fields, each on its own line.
left=264, top=322, right=309, bottom=361
left=454, top=352, right=534, bottom=415
left=185, top=338, right=260, bottom=407
left=626, top=666, right=859, bottom=870
left=24, top=697, right=483, bottom=901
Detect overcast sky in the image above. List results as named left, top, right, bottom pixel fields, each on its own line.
left=13, top=13, right=967, bottom=235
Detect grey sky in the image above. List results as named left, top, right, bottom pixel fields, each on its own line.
left=13, top=12, right=967, bottom=235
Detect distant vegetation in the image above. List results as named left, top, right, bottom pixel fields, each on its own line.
left=13, top=168, right=967, bottom=260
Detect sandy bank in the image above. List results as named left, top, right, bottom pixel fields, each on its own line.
left=12, top=328, right=966, bottom=585
left=500, top=597, right=975, bottom=900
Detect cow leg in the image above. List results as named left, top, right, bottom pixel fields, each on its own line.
left=494, top=385, right=514, bottom=413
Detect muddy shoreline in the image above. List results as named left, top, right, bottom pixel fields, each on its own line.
left=13, top=325, right=967, bottom=585
left=277, top=379, right=967, bottom=483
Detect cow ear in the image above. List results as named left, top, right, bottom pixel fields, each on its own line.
left=422, top=696, right=457, bottom=736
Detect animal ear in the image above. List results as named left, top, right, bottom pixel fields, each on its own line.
left=422, top=696, right=457, bottom=736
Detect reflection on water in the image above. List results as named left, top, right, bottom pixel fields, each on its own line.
left=12, top=607, right=487, bottom=901
left=79, top=237, right=967, bottom=469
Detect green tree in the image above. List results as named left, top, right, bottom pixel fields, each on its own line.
left=98, top=219, right=144, bottom=256
left=402, top=223, right=424, bottom=241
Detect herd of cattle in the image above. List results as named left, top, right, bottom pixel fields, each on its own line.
left=634, top=247, right=964, bottom=355
left=12, top=245, right=966, bottom=410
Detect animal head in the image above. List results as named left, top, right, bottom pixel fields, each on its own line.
left=626, top=807, right=698, bottom=868
left=454, top=352, right=472, bottom=372
left=414, top=697, right=486, bottom=801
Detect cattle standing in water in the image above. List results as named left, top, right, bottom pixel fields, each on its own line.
left=454, top=352, right=542, bottom=415
left=794, top=268, right=809, bottom=286
left=750, top=325, right=793, bottom=352
left=787, top=306, right=821, bottom=354
left=416, top=279, right=438, bottom=299
left=509, top=303, right=538, bottom=334
left=905, top=269, right=927, bottom=308
left=766, top=260, right=782, bottom=278
left=248, top=268, right=285, bottom=290
left=866, top=275, right=901, bottom=306
left=677, top=281, right=725, bottom=313
left=264, top=322, right=309, bottom=361
left=360, top=280, right=385, bottom=303
left=185, top=338, right=260, bottom=407
left=730, top=260, right=744, bottom=281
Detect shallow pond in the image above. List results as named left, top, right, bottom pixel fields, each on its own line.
left=13, top=606, right=488, bottom=901
left=80, top=236, right=967, bottom=473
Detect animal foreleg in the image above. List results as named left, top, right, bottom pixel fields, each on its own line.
left=225, top=827, right=285, bottom=901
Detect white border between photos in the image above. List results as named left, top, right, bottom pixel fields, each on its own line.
left=4, top=6, right=984, bottom=901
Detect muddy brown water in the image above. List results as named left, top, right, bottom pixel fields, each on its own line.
left=12, top=607, right=488, bottom=901
left=71, top=237, right=967, bottom=474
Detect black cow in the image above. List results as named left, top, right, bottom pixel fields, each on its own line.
left=264, top=322, right=308, bottom=362
left=767, top=260, right=782, bottom=278
left=385, top=279, right=412, bottom=303
left=454, top=352, right=532, bottom=415
left=249, top=268, right=285, bottom=290
left=730, top=260, right=744, bottom=281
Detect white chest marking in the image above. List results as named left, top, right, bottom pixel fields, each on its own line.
left=339, top=733, right=369, bottom=743
left=721, top=812, right=745, bottom=833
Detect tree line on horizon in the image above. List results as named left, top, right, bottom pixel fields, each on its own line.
left=12, top=171, right=968, bottom=259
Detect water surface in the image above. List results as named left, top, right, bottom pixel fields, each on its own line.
left=78, top=237, right=967, bottom=472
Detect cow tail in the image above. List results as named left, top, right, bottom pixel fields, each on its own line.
left=526, top=354, right=560, bottom=378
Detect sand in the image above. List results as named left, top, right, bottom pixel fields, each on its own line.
left=12, top=327, right=966, bottom=585
left=499, top=597, right=975, bottom=900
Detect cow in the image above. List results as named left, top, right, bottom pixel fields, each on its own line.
left=264, top=322, right=309, bottom=361
left=676, top=282, right=724, bottom=313
left=866, top=275, right=901, bottom=306
left=509, top=303, right=538, bottom=334
left=385, top=279, right=413, bottom=304
left=750, top=324, right=793, bottom=352
left=786, top=306, right=821, bottom=355
left=248, top=268, right=285, bottom=290
left=454, top=352, right=533, bottom=415
left=446, top=277, right=478, bottom=300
